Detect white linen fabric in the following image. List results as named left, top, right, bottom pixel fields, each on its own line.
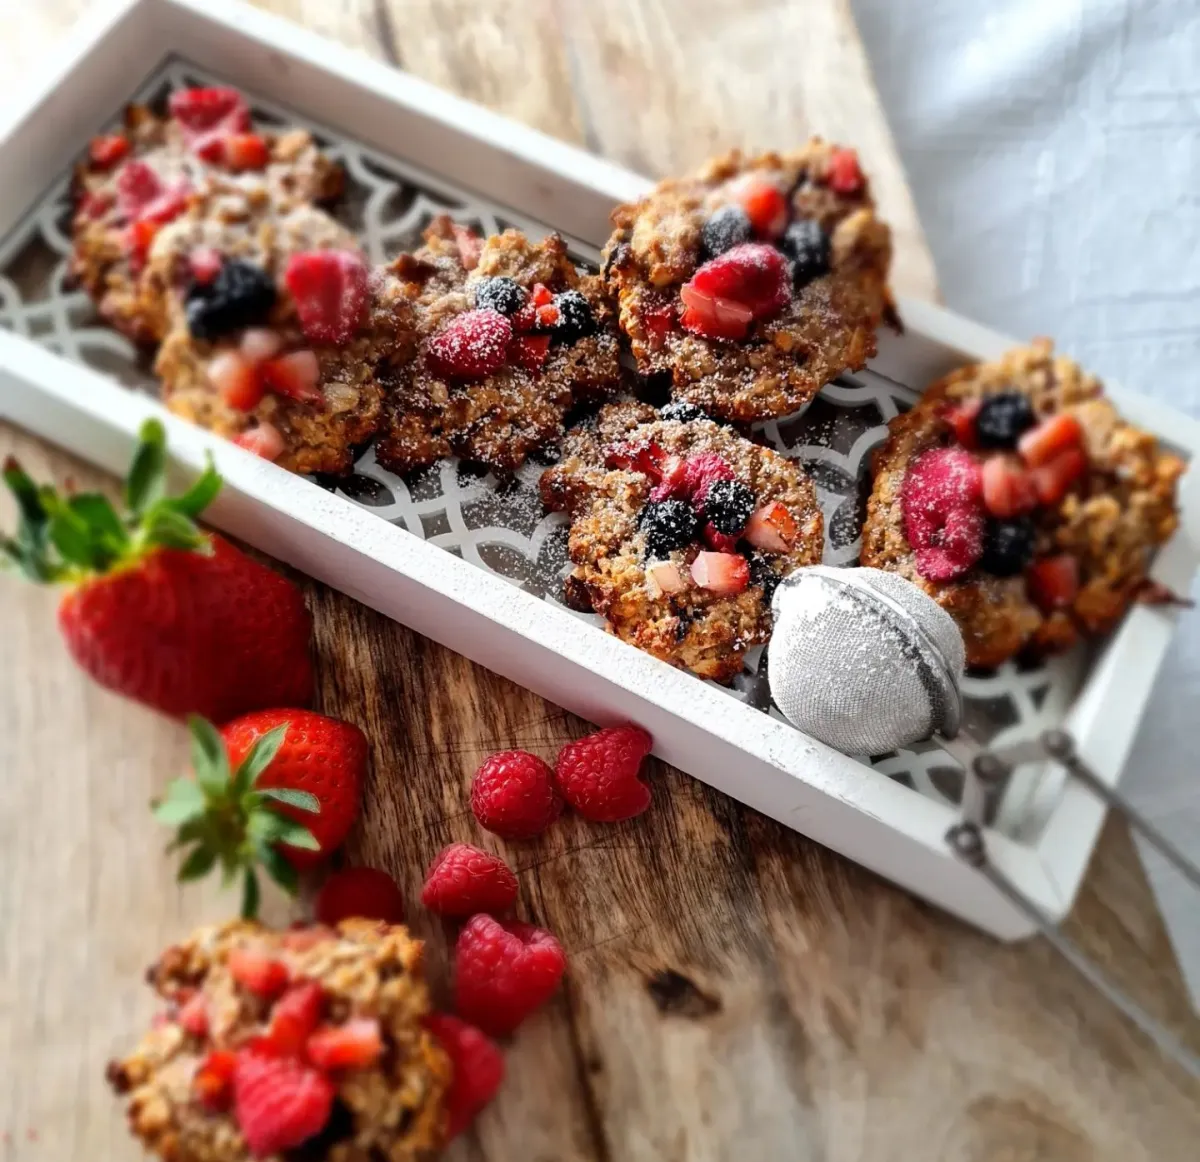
left=853, top=0, right=1200, bottom=1005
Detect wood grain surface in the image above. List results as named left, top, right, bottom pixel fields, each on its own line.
left=2, top=3, right=1199, bottom=1161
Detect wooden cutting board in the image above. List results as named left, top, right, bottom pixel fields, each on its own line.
left=2, top=3, right=1198, bottom=1160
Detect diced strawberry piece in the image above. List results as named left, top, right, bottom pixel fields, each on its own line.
left=268, top=982, right=325, bottom=1057
left=78, top=190, right=113, bottom=220
left=222, top=132, right=270, bottom=171
left=427, top=309, right=513, bottom=379
left=233, top=423, right=285, bottom=461
left=679, top=243, right=791, bottom=340
left=169, top=87, right=251, bottom=160
left=744, top=501, right=798, bottom=553
left=1028, top=555, right=1079, bottom=612
left=945, top=399, right=982, bottom=449
left=422, top=1014, right=505, bottom=1140
left=536, top=302, right=560, bottom=328
left=305, top=1019, right=383, bottom=1071
left=729, top=174, right=790, bottom=239
left=194, top=1049, right=238, bottom=1112
left=511, top=303, right=539, bottom=333
left=604, top=440, right=670, bottom=481
left=284, top=250, right=369, bottom=346
left=1018, top=412, right=1083, bottom=467
left=648, top=455, right=689, bottom=501
left=1031, top=446, right=1086, bottom=506
left=178, top=992, right=209, bottom=1038
left=260, top=350, right=322, bottom=404
left=530, top=283, right=554, bottom=308
left=703, top=523, right=741, bottom=553
left=645, top=560, right=689, bottom=597
left=208, top=350, right=264, bottom=411
left=280, top=925, right=335, bottom=952
left=125, top=219, right=160, bottom=272
left=825, top=147, right=865, bottom=195
left=189, top=246, right=223, bottom=286
left=116, top=161, right=190, bottom=225
left=679, top=299, right=749, bottom=341
left=233, top=1049, right=334, bottom=1157
left=239, top=327, right=283, bottom=364
left=508, top=333, right=550, bottom=374
left=690, top=551, right=750, bottom=594
left=228, top=948, right=289, bottom=998
left=643, top=300, right=676, bottom=348
left=981, top=455, right=1038, bottom=518
left=89, top=133, right=129, bottom=169
left=453, top=224, right=482, bottom=270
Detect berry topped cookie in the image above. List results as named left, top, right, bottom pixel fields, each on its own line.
left=541, top=401, right=824, bottom=681
left=71, top=87, right=341, bottom=344
left=861, top=340, right=1184, bottom=668
left=602, top=145, right=893, bottom=423
left=374, top=217, right=622, bottom=475
left=106, top=919, right=450, bottom=1161
left=154, top=206, right=415, bottom=475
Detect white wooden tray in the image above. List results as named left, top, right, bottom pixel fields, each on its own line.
left=2, top=0, right=1198, bottom=939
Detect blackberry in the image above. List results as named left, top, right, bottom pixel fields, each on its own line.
left=701, top=205, right=752, bottom=258
left=779, top=219, right=830, bottom=288
left=659, top=401, right=707, bottom=423
left=640, top=499, right=700, bottom=558
left=980, top=517, right=1036, bottom=577
left=703, top=478, right=755, bottom=535
left=185, top=258, right=276, bottom=342
left=473, top=276, right=526, bottom=316
left=551, top=290, right=596, bottom=343
left=975, top=392, right=1036, bottom=449
left=748, top=554, right=780, bottom=602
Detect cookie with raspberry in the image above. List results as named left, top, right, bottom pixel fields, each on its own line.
left=602, top=145, right=893, bottom=423
left=374, top=216, right=622, bottom=475
left=154, top=212, right=416, bottom=475
left=70, top=86, right=342, bottom=344
left=105, top=919, right=450, bottom=1162
left=861, top=340, right=1184, bottom=668
left=540, top=402, right=824, bottom=681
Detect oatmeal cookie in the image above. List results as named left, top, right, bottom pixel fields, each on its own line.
left=541, top=401, right=824, bottom=680
left=106, top=919, right=450, bottom=1161
left=375, top=217, right=622, bottom=475
left=861, top=340, right=1184, bottom=669
left=71, top=87, right=341, bottom=344
left=602, top=145, right=893, bottom=424
left=155, top=208, right=414, bottom=476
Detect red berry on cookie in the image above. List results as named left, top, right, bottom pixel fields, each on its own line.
left=422, top=1013, right=505, bottom=1139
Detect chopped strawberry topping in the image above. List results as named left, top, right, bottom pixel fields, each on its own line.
left=825, top=148, right=865, bottom=195
left=645, top=560, right=689, bottom=596
left=744, top=502, right=798, bottom=553
left=116, top=161, right=190, bottom=226
left=535, top=302, right=560, bottom=328
left=189, top=246, right=223, bottom=286
left=680, top=243, right=791, bottom=340
left=1028, top=555, right=1079, bottom=612
left=643, top=300, right=676, bottom=348
left=530, top=283, right=554, bottom=308
left=427, top=309, right=513, bottom=379
left=78, top=190, right=113, bottom=220
left=267, top=982, right=325, bottom=1057
left=284, top=250, right=369, bottom=346
left=233, top=423, right=285, bottom=461
left=280, top=925, right=335, bottom=952
left=981, top=455, right=1038, bottom=518
left=945, top=399, right=982, bottom=449
left=238, top=327, right=283, bottom=363
left=222, top=132, right=270, bottom=171
left=208, top=350, right=264, bottom=412
left=703, top=523, right=740, bottom=553
left=228, top=948, right=289, bottom=998
left=453, top=224, right=482, bottom=270
left=194, top=1049, right=238, bottom=1112
left=511, top=303, right=539, bottom=333
left=1018, top=412, right=1083, bottom=467
left=169, top=87, right=251, bottom=161
left=729, top=174, right=790, bottom=239
left=901, top=447, right=985, bottom=581
left=1031, top=446, right=1086, bottom=505
left=690, top=551, right=750, bottom=594
left=604, top=440, right=671, bottom=480
left=305, top=1018, right=384, bottom=1071
left=89, top=133, right=129, bottom=169
left=508, top=333, right=550, bottom=373
left=178, top=992, right=209, bottom=1038
left=125, top=219, right=161, bottom=273
left=260, top=350, right=322, bottom=404
left=648, top=454, right=689, bottom=501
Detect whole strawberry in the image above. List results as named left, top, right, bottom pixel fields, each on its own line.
left=554, top=724, right=654, bottom=822
left=1, top=419, right=312, bottom=720
left=154, top=712, right=365, bottom=915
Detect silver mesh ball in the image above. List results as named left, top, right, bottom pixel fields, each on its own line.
left=767, top=566, right=965, bottom=755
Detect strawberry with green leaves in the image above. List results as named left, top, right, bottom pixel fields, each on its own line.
left=1, top=419, right=312, bottom=721
left=155, top=712, right=366, bottom=916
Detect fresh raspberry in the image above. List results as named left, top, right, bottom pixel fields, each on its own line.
left=453, top=916, right=566, bottom=1036
left=427, top=309, right=513, bottom=380
left=507, top=333, right=550, bottom=373
left=305, top=1018, right=383, bottom=1070
left=421, top=843, right=519, bottom=918
left=470, top=751, right=563, bottom=840
left=228, top=947, right=289, bottom=999
left=553, top=724, right=653, bottom=823
left=193, top=1049, right=238, bottom=1112
left=284, top=250, right=368, bottom=346
left=825, top=147, right=865, bottom=195
left=89, top=133, right=129, bottom=169
left=900, top=447, right=985, bottom=582
left=267, top=982, right=325, bottom=1056
left=314, top=866, right=405, bottom=926
left=702, top=522, right=740, bottom=553
left=679, top=243, right=791, bottom=341
left=178, top=992, right=209, bottom=1038
left=422, top=1014, right=505, bottom=1139
left=233, top=1049, right=335, bottom=1157
left=169, top=87, right=251, bottom=160
left=682, top=453, right=735, bottom=508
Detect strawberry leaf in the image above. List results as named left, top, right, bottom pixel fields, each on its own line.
left=188, top=715, right=230, bottom=796
left=248, top=812, right=319, bottom=850
left=170, top=458, right=222, bottom=518
left=178, top=845, right=217, bottom=882
left=125, top=419, right=167, bottom=517
left=257, top=843, right=299, bottom=894
left=153, top=779, right=208, bottom=825
left=233, top=723, right=289, bottom=794
left=258, top=786, right=320, bottom=813
left=140, top=507, right=208, bottom=552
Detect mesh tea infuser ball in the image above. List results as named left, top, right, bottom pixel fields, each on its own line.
left=767, top=565, right=965, bottom=755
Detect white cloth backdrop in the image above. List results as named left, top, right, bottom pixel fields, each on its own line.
left=853, top=0, right=1200, bottom=1004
